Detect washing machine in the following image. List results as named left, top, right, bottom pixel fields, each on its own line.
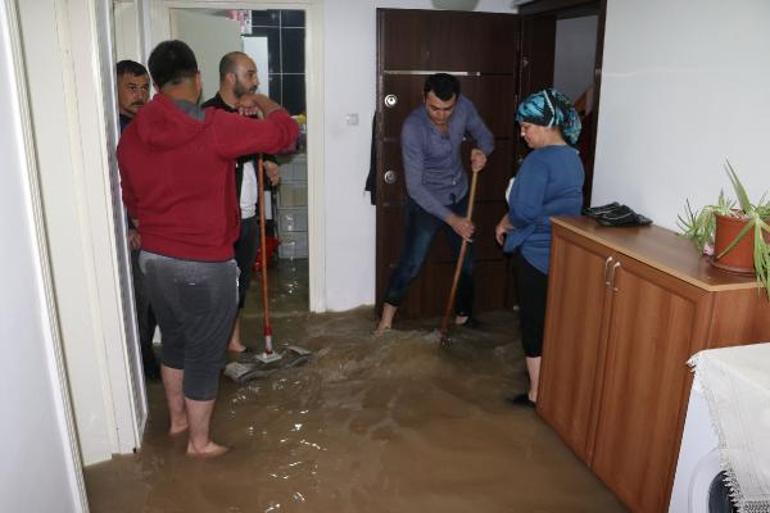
left=669, top=376, right=736, bottom=513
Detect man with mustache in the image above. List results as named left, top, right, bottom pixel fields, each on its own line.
left=117, top=60, right=150, bottom=131
left=202, top=52, right=281, bottom=355
left=116, top=59, right=159, bottom=381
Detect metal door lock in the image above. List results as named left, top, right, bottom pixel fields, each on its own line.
left=384, top=169, right=398, bottom=184
left=384, top=94, right=398, bottom=108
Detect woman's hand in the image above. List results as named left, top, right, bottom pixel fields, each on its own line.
left=495, top=214, right=513, bottom=246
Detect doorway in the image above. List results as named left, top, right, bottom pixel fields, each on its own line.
left=374, top=3, right=605, bottom=321
left=375, top=9, right=520, bottom=320
left=117, top=0, right=325, bottom=315
left=518, top=0, right=605, bottom=206
left=106, top=0, right=321, bottom=462
left=169, top=8, right=311, bottom=317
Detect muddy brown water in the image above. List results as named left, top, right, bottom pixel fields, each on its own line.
left=85, top=259, right=626, bottom=513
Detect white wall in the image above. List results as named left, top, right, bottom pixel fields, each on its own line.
left=553, top=15, right=597, bottom=102
left=322, top=0, right=515, bottom=310
left=592, top=0, right=770, bottom=231
left=115, top=1, right=142, bottom=61
left=0, top=1, right=86, bottom=511
left=170, top=9, right=242, bottom=100
left=17, top=0, right=144, bottom=464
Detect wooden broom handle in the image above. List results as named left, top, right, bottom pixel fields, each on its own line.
left=439, top=169, right=480, bottom=341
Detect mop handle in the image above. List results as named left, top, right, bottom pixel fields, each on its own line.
left=257, top=157, right=274, bottom=350
left=439, top=169, right=480, bottom=340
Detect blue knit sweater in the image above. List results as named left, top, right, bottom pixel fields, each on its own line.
left=503, top=145, right=584, bottom=273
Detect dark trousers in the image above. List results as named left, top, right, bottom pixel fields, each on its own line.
left=384, top=197, right=474, bottom=317
left=234, top=216, right=259, bottom=309
left=130, top=249, right=158, bottom=376
left=515, top=252, right=548, bottom=358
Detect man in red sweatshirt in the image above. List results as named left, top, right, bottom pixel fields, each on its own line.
left=117, top=40, right=297, bottom=458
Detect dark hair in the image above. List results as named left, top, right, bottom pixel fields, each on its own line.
left=424, top=73, right=460, bottom=101
left=116, top=60, right=147, bottom=78
left=148, top=40, right=198, bottom=89
left=218, top=51, right=248, bottom=81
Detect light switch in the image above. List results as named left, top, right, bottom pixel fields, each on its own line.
left=346, top=113, right=359, bottom=126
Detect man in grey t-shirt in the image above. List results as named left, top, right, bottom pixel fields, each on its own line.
left=376, top=73, right=494, bottom=334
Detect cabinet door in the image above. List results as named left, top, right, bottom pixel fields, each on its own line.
left=591, top=254, right=710, bottom=513
left=537, top=225, right=614, bottom=461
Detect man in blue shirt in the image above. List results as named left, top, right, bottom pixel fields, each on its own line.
left=376, top=73, right=494, bottom=334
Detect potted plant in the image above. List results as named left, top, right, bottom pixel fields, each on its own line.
left=677, top=160, right=770, bottom=299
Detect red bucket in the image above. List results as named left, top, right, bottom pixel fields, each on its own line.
left=254, top=236, right=281, bottom=272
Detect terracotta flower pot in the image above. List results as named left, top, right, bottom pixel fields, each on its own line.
left=712, top=213, right=755, bottom=274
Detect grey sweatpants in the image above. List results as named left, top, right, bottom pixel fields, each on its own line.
left=140, top=251, right=238, bottom=400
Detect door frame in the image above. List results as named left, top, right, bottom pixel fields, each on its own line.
left=519, top=0, right=606, bottom=205
left=13, top=0, right=148, bottom=464
left=374, top=9, right=519, bottom=318
left=155, top=0, right=327, bottom=312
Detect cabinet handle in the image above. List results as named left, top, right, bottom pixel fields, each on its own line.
left=603, top=256, right=614, bottom=286
left=609, top=262, right=621, bottom=291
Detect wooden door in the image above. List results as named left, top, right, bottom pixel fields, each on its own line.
left=590, top=255, right=711, bottom=513
left=375, top=9, right=518, bottom=318
left=537, top=223, right=613, bottom=461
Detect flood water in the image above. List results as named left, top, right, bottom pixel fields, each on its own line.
left=85, top=259, right=626, bottom=513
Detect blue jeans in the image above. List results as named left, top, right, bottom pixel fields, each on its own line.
left=384, top=197, right=474, bottom=317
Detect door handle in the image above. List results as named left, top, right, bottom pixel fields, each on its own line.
left=608, top=262, right=621, bottom=291
left=603, top=256, right=614, bottom=286
left=384, top=169, right=398, bottom=184
left=384, top=94, right=398, bottom=108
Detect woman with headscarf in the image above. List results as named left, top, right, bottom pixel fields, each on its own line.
left=495, top=88, right=585, bottom=407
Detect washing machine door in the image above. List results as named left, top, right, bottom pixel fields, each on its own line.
left=689, top=449, right=736, bottom=513
left=708, top=471, right=736, bottom=513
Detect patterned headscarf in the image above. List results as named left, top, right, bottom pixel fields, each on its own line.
left=516, top=88, right=582, bottom=146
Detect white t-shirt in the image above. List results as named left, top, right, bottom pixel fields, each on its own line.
left=240, top=160, right=258, bottom=219
left=505, top=176, right=515, bottom=207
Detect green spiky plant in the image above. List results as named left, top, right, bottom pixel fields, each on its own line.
left=677, top=160, right=770, bottom=299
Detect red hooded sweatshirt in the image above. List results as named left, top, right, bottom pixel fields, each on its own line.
left=117, top=93, right=298, bottom=261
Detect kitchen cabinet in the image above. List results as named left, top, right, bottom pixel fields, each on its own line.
left=537, top=217, right=770, bottom=513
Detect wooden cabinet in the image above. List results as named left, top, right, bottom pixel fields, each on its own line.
left=537, top=227, right=611, bottom=461
left=537, top=217, right=770, bottom=513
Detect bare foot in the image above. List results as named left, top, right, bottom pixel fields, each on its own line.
left=169, top=421, right=189, bottom=437
left=455, top=315, right=468, bottom=325
left=228, top=314, right=245, bottom=352
left=374, top=303, right=397, bottom=336
left=187, top=441, right=230, bottom=458
left=373, top=320, right=391, bottom=337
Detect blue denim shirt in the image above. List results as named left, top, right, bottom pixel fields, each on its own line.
left=401, top=95, right=494, bottom=220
